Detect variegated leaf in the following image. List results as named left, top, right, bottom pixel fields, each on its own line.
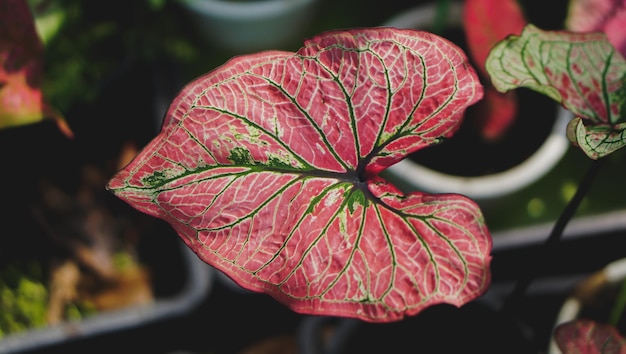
left=107, top=28, right=491, bottom=322
left=486, top=24, right=626, bottom=159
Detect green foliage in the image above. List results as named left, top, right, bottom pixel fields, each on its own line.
left=28, top=0, right=198, bottom=114
left=0, top=262, right=48, bottom=338
left=0, top=260, right=97, bottom=338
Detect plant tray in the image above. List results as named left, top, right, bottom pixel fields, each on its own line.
left=0, top=234, right=213, bottom=354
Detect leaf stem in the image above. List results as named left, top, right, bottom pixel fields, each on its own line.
left=503, top=157, right=606, bottom=311
left=609, top=278, right=626, bottom=327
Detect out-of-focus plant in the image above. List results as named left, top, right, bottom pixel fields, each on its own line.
left=554, top=320, right=626, bottom=354
left=0, top=261, right=48, bottom=338
left=26, top=0, right=197, bottom=116
left=0, top=260, right=98, bottom=338
left=2, top=0, right=197, bottom=134
left=459, top=0, right=625, bottom=143
left=0, top=0, right=167, bottom=338
left=0, top=0, right=70, bottom=136
left=486, top=22, right=626, bottom=353
left=461, top=0, right=527, bottom=140
left=565, top=0, right=626, bottom=56
left=487, top=25, right=626, bottom=160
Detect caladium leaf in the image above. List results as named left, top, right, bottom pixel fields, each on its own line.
left=0, top=0, right=71, bottom=137
left=464, top=0, right=527, bottom=77
left=107, top=28, right=491, bottom=322
left=566, top=0, right=626, bottom=57
left=567, top=117, right=626, bottom=158
left=472, top=80, right=519, bottom=141
left=555, top=319, right=626, bottom=354
left=485, top=24, right=626, bottom=159
left=463, top=0, right=527, bottom=140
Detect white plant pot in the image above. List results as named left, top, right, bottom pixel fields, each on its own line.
left=176, top=0, right=319, bottom=53
left=380, top=2, right=572, bottom=202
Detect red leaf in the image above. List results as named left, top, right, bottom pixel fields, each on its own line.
left=107, top=28, right=491, bottom=322
left=463, top=0, right=527, bottom=77
left=0, top=0, right=71, bottom=137
left=463, top=0, right=527, bottom=139
left=555, top=319, right=626, bottom=354
left=472, top=85, right=519, bottom=141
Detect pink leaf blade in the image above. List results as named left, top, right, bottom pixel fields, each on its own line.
left=206, top=178, right=491, bottom=322
left=175, top=51, right=352, bottom=173
left=107, top=28, right=490, bottom=322
left=555, top=319, right=626, bottom=354
left=360, top=29, right=484, bottom=174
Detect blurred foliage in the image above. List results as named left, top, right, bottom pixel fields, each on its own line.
left=27, top=0, right=197, bottom=115
left=0, top=261, right=47, bottom=337
left=0, top=260, right=96, bottom=338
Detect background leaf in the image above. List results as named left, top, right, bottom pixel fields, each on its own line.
left=486, top=24, right=626, bottom=159
left=566, top=117, right=626, bottom=159
left=463, top=0, right=527, bottom=76
left=107, top=28, right=491, bottom=322
left=463, top=0, right=527, bottom=140
left=566, top=0, right=626, bottom=58
left=0, top=0, right=70, bottom=136
left=555, top=319, right=626, bottom=354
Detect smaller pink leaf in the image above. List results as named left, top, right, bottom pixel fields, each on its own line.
left=566, top=0, right=626, bottom=58
left=472, top=84, right=519, bottom=141
left=463, top=0, right=527, bottom=76
left=555, top=319, right=626, bottom=354
left=485, top=24, right=626, bottom=158
left=463, top=0, right=526, bottom=139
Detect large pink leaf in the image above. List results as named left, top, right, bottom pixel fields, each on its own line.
left=555, top=319, right=626, bottom=354
left=107, top=28, right=491, bottom=322
left=485, top=24, right=626, bottom=159
left=566, top=0, right=626, bottom=57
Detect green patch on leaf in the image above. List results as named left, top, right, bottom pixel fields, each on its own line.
left=266, top=155, right=294, bottom=169
left=142, top=170, right=169, bottom=187
left=228, top=147, right=254, bottom=165
left=346, top=188, right=367, bottom=214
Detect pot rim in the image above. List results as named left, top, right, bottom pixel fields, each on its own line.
left=177, top=0, right=314, bottom=19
